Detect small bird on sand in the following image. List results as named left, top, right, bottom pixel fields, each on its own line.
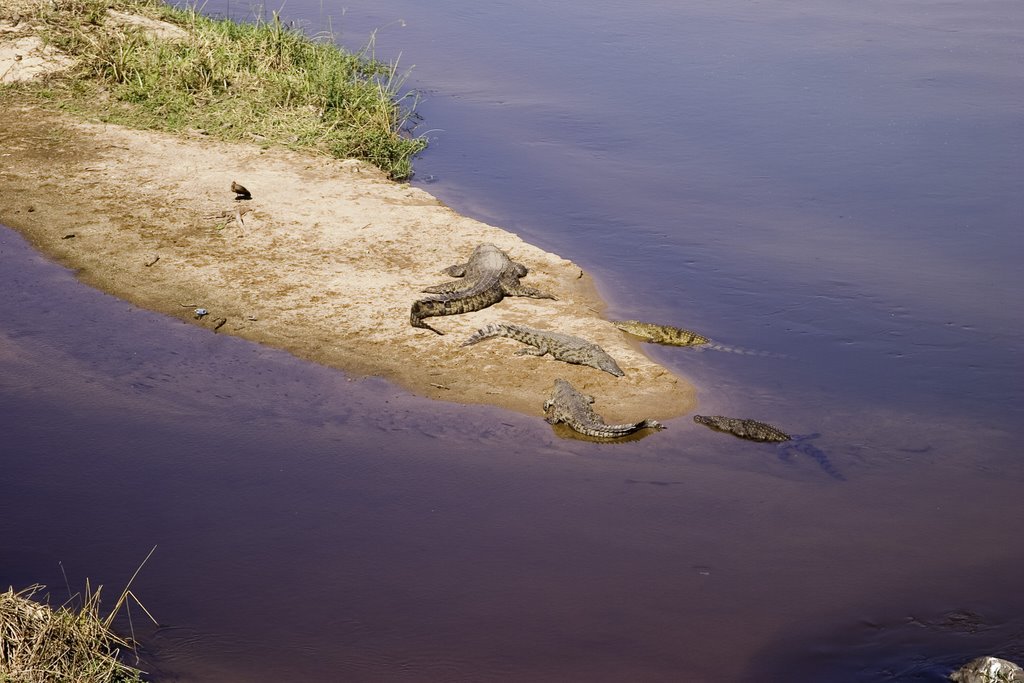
left=230, top=181, right=251, bottom=200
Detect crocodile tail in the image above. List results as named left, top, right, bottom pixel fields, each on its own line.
left=703, top=342, right=790, bottom=358
left=587, top=419, right=665, bottom=438
left=410, top=300, right=445, bottom=335
left=703, top=342, right=760, bottom=355
left=461, top=323, right=510, bottom=347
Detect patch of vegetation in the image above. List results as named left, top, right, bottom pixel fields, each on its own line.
left=0, top=583, right=147, bottom=683
left=19, top=0, right=426, bottom=179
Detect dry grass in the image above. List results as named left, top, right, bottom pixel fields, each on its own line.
left=0, top=584, right=145, bottom=683
left=1, top=552, right=155, bottom=683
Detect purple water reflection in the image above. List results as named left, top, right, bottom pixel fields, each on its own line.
left=4, top=0, right=1024, bottom=679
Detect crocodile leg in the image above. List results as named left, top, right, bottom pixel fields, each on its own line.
left=422, top=279, right=471, bottom=294
left=502, top=282, right=556, bottom=299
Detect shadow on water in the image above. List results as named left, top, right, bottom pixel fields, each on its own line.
left=780, top=435, right=846, bottom=482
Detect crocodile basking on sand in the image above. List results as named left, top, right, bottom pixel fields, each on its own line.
left=462, top=323, right=624, bottom=377
left=410, top=244, right=555, bottom=334
left=612, top=320, right=778, bottom=356
left=544, top=379, right=664, bottom=439
left=694, top=415, right=844, bottom=480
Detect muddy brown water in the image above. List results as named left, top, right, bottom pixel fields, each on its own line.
left=4, top=0, right=1024, bottom=680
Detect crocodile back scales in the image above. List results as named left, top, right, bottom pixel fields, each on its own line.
left=693, top=415, right=791, bottom=442
left=612, top=320, right=782, bottom=357
left=462, top=323, right=624, bottom=377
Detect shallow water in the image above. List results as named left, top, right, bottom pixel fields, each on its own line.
left=4, top=0, right=1024, bottom=680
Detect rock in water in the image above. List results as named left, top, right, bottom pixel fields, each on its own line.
left=950, top=656, right=1024, bottom=683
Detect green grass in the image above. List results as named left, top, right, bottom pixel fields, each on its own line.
left=20, top=0, right=426, bottom=179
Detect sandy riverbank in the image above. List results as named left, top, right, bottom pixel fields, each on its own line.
left=0, top=10, right=695, bottom=424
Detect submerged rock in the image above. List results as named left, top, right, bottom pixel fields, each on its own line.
left=950, top=656, right=1024, bottom=683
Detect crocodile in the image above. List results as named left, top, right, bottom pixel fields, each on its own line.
left=694, top=415, right=844, bottom=480
left=693, top=415, right=791, bottom=442
left=612, top=320, right=778, bottom=356
left=410, top=244, right=555, bottom=334
left=543, top=379, right=664, bottom=439
left=462, top=323, right=624, bottom=377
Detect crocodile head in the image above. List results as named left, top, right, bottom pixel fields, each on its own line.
left=595, top=354, right=625, bottom=377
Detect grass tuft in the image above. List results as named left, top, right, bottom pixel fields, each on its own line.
left=0, top=584, right=146, bottom=683
left=18, top=0, right=426, bottom=179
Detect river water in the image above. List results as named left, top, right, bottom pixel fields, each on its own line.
left=2, top=1, right=1022, bottom=681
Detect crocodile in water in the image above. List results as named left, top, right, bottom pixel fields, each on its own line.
left=693, top=415, right=791, bottom=442
left=410, top=244, right=555, bottom=334
left=462, top=323, right=624, bottom=377
left=694, top=415, right=844, bottom=480
left=544, top=379, right=664, bottom=439
left=612, top=320, right=777, bottom=356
